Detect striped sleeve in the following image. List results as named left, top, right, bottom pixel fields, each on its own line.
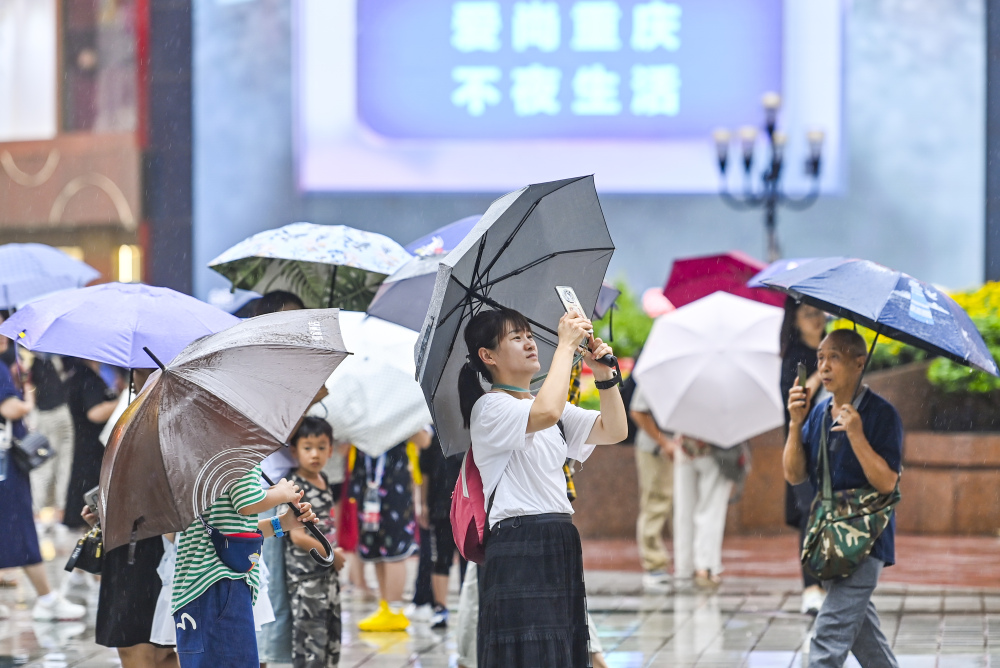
left=230, top=465, right=267, bottom=512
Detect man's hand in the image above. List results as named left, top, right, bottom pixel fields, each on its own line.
left=657, top=434, right=677, bottom=460
left=787, top=385, right=810, bottom=427
left=832, top=404, right=864, bottom=441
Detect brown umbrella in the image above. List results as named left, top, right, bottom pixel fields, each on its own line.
left=98, top=309, right=350, bottom=552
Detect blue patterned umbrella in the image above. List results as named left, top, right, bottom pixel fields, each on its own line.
left=208, top=223, right=412, bottom=310
left=0, top=243, right=100, bottom=309
left=763, top=257, right=998, bottom=376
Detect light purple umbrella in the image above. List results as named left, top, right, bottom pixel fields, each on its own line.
left=0, top=243, right=100, bottom=309
left=0, top=283, right=239, bottom=368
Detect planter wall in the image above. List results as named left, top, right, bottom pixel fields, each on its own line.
left=573, top=420, right=1000, bottom=539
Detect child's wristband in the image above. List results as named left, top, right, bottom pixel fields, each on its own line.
left=270, top=515, right=285, bottom=538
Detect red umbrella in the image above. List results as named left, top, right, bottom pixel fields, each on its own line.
left=663, top=251, right=785, bottom=308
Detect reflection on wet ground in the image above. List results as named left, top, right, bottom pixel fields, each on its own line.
left=2, top=533, right=998, bottom=667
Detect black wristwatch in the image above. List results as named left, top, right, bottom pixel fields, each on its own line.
left=594, top=371, right=622, bottom=390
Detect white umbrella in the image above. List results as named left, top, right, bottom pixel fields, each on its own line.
left=309, top=312, right=431, bottom=456
left=632, top=291, right=784, bottom=448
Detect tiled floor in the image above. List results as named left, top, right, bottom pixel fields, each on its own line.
left=2, top=534, right=999, bottom=667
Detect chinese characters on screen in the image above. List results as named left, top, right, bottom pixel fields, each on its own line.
left=450, top=1, right=682, bottom=118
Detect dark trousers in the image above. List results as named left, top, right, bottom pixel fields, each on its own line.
left=412, top=526, right=434, bottom=607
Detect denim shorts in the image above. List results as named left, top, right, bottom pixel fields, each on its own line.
left=174, top=578, right=258, bottom=668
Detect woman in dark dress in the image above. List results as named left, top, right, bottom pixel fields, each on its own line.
left=80, top=368, right=175, bottom=668
left=62, top=358, right=118, bottom=529
left=0, top=318, right=85, bottom=621
left=779, top=297, right=827, bottom=615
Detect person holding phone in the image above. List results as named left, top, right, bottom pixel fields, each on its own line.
left=778, top=298, right=827, bottom=615
left=457, top=306, right=627, bottom=667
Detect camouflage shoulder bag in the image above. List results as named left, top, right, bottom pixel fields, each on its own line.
left=800, top=412, right=900, bottom=580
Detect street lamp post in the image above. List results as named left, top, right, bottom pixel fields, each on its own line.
left=713, top=92, right=825, bottom=262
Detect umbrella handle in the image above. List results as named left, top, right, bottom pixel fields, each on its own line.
left=261, top=472, right=336, bottom=567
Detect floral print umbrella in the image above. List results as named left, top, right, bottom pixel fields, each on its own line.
left=209, top=223, right=412, bottom=310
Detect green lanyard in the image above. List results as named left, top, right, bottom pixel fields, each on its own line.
left=490, top=383, right=530, bottom=393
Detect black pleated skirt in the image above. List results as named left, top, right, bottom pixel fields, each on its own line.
left=95, top=538, right=164, bottom=648
left=478, top=515, right=591, bottom=668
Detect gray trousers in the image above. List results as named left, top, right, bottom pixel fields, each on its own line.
left=29, top=405, right=74, bottom=512
left=810, top=557, right=898, bottom=668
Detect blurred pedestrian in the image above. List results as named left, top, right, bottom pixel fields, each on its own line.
left=0, top=315, right=85, bottom=622
left=350, top=430, right=426, bottom=632
left=779, top=298, right=828, bottom=614
left=458, top=308, right=626, bottom=667
left=285, top=417, right=346, bottom=668
left=785, top=329, right=901, bottom=668
left=79, top=368, right=178, bottom=668
left=25, top=352, right=74, bottom=520
left=629, top=384, right=674, bottom=592
left=416, top=431, right=463, bottom=629
left=672, top=435, right=733, bottom=588
left=62, top=357, right=118, bottom=530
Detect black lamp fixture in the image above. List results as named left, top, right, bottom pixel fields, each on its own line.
left=713, top=92, right=825, bottom=262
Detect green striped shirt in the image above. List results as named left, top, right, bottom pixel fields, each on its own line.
left=170, top=465, right=268, bottom=614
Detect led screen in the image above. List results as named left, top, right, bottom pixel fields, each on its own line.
left=296, top=0, right=842, bottom=192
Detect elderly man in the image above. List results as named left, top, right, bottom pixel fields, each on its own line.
left=784, top=329, right=901, bottom=668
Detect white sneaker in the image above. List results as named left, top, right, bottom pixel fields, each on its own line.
left=642, top=570, right=672, bottom=593
left=801, top=588, right=825, bottom=616
left=32, top=594, right=86, bottom=622
left=404, top=603, right=433, bottom=622
left=60, top=572, right=93, bottom=606
left=0, top=603, right=9, bottom=619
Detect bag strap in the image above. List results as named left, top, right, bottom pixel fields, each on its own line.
left=818, top=411, right=833, bottom=509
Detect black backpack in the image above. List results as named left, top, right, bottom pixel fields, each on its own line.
left=619, top=373, right=639, bottom=445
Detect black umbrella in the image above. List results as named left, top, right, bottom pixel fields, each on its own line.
left=415, top=176, right=615, bottom=456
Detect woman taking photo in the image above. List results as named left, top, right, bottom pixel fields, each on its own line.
left=779, top=298, right=827, bottom=615
left=459, top=308, right=627, bottom=667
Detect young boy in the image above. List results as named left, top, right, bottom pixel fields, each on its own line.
left=287, top=417, right=347, bottom=668
left=171, top=464, right=316, bottom=668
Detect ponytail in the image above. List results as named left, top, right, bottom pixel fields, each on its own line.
left=457, top=308, right=532, bottom=429
left=458, top=358, right=490, bottom=428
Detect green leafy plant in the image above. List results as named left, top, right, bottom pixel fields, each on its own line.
left=927, top=313, right=1000, bottom=394
left=592, top=278, right=653, bottom=360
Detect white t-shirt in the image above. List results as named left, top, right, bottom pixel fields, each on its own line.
left=470, top=392, right=600, bottom=528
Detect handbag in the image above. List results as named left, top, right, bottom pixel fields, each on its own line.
left=2, top=416, right=54, bottom=474
left=65, top=525, right=104, bottom=574
left=800, top=411, right=900, bottom=580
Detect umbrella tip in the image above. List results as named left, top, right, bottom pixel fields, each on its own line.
left=142, top=346, right=166, bottom=371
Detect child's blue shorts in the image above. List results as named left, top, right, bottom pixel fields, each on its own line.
left=174, top=578, right=257, bottom=668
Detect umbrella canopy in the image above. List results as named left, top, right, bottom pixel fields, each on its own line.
left=310, top=312, right=431, bottom=457
left=208, top=222, right=412, bottom=310
left=664, top=251, right=785, bottom=309
left=0, top=243, right=100, bottom=309
left=746, top=257, right=818, bottom=288
left=416, top=176, right=615, bottom=456
left=98, top=309, right=350, bottom=551
left=371, top=216, right=620, bottom=331
left=633, top=291, right=785, bottom=447
left=367, top=215, right=482, bottom=330
left=0, top=283, right=239, bottom=368
left=762, top=257, right=999, bottom=376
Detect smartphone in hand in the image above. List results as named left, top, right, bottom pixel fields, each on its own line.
left=797, top=362, right=808, bottom=388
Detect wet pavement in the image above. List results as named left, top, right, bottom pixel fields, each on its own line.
left=2, top=532, right=999, bottom=667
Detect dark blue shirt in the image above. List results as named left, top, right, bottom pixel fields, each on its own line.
left=800, top=388, right=903, bottom=566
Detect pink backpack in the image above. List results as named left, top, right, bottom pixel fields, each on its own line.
left=450, top=448, right=496, bottom=565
